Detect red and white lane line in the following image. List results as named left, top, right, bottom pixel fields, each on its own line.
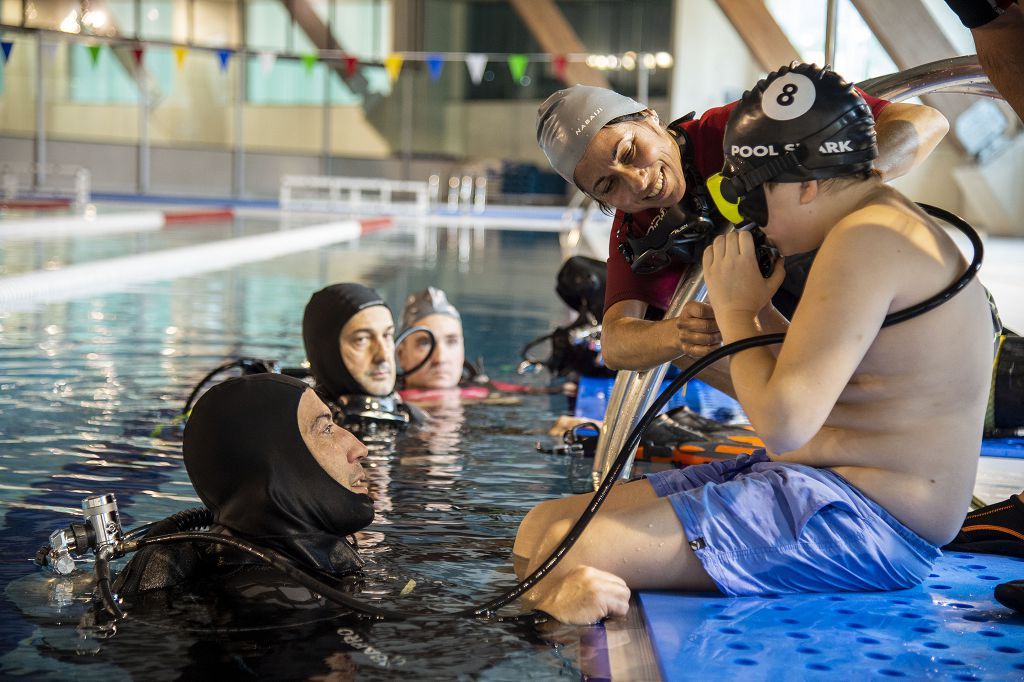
left=0, top=217, right=392, bottom=309
left=0, top=208, right=242, bottom=240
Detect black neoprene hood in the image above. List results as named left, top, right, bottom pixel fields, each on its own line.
left=183, top=374, right=375, bottom=558
left=303, top=283, right=391, bottom=399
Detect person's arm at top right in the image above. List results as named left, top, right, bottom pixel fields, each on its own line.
left=868, top=98, right=949, bottom=181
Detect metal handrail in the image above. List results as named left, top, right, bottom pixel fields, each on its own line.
left=588, top=55, right=998, bottom=487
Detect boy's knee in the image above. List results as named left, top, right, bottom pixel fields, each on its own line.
left=513, top=500, right=574, bottom=568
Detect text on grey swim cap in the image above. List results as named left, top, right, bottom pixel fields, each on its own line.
left=536, top=85, right=646, bottom=184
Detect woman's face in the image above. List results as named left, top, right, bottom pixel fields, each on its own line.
left=339, top=306, right=396, bottom=397
left=297, top=389, right=369, bottom=495
left=397, top=313, right=465, bottom=390
left=573, top=113, right=687, bottom=213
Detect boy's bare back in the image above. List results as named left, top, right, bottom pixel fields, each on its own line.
left=774, top=185, right=992, bottom=545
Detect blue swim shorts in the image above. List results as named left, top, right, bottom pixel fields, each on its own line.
left=646, top=451, right=941, bottom=596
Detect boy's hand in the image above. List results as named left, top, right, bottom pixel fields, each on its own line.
left=535, top=565, right=631, bottom=625
left=703, top=231, right=785, bottom=324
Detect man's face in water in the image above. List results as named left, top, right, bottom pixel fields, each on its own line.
left=574, top=113, right=687, bottom=213
left=339, top=306, right=396, bottom=397
left=297, top=388, right=370, bottom=496
left=398, top=313, right=465, bottom=390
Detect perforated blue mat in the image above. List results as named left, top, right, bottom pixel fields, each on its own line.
left=639, top=552, right=1024, bottom=680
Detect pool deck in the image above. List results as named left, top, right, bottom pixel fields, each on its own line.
left=637, top=551, right=1024, bottom=680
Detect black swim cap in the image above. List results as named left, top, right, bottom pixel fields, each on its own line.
left=303, top=283, right=390, bottom=399
left=721, top=63, right=877, bottom=198
left=183, top=373, right=375, bottom=573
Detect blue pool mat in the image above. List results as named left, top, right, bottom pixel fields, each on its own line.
left=639, top=552, right=1024, bottom=681
left=574, top=376, right=742, bottom=422
left=980, top=438, right=1024, bottom=459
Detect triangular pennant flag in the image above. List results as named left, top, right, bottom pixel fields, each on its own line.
left=0, top=41, right=12, bottom=65
left=87, top=44, right=102, bottom=67
left=131, top=46, right=144, bottom=68
left=465, top=53, right=486, bottom=85
left=258, top=51, right=276, bottom=75
left=426, top=53, right=444, bottom=81
left=343, top=55, right=358, bottom=78
left=173, top=46, right=187, bottom=70
left=217, top=48, right=231, bottom=72
left=301, top=53, right=317, bottom=75
left=507, top=53, right=528, bottom=83
left=384, top=53, right=404, bottom=83
left=552, top=54, right=568, bottom=82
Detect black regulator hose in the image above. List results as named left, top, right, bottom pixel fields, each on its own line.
left=467, top=201, right=983, bottom=617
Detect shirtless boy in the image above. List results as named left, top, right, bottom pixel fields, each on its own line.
left=514, top=63, right=994, bottom=625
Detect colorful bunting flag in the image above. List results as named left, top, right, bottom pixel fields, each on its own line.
left=173, top=46, right=187, bottom=70
left=87, top=44, right=102, bottom=66
left=301, top=53, right=317, bottom=75
left=0, top=41, right=12, bottom=65
left=343, top=55, right=359, bottom=78
left=507, top=53, right=528, bottom=83
left=217, top=48, right=231, bottom=72
left=131, top=46, right=144, bottom=68
left=258, top=51, right=276, bottom=75
left=384, top=53, right=403, bottom=83
left=426, top=53, right=444, bottom=81
left=465, top=53, right=486, bottom=85
left=553, top=54, right=568, bottom=82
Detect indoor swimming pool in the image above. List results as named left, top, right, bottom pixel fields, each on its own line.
left=1, top=213, right=1023, bottom=680
left=0, top=217, right=612, bottom=678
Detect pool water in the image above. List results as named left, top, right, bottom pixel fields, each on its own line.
left=0, top=220, right=595, bottom=678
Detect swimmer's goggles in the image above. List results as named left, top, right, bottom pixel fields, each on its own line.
left=618, top=201, right=715, bottom=275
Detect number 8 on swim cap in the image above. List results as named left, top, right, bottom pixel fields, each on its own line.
left=761, top=72, right=816, bottom=121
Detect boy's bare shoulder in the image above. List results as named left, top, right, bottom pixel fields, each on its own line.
left=823, top=198, right=925, bottom=258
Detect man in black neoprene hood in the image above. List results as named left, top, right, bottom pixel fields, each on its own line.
left=114, top=373, right=374, bottom=607
left=302, top=282, right=420, bottom=434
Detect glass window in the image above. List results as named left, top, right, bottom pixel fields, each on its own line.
left=140, top=0, right=176, bottom=41
left=194, top=0, right=240, bottom=48
left=69, top=42, right=174, bottom=105
left=765, top=0, right=897, bottom=81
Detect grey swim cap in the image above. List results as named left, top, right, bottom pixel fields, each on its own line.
left=537, top=85, right=647, bottom=183
left=400, top=286, right=461, bottom=333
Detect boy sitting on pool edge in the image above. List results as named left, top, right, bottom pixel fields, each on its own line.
left=512, top=63, right=993, bottom=625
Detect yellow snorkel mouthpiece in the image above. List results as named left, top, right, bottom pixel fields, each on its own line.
left=706, top=172, right=743, bottom=225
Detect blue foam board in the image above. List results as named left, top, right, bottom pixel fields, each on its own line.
left=639, top=552, right=1024, bottom=681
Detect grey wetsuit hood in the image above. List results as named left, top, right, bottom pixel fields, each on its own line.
left=303, top=283, right=390, bottom=399
left=399, top=286, right=461, bottom=334
left=536, top=85, right=647, bottom=183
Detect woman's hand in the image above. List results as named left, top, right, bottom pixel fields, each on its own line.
left=703, top=231, right=785, bottom=325
left=670, top=300, right=721, bottom=357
